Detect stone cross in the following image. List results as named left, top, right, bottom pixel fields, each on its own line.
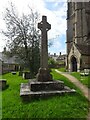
left=38, top=16, right=51, bottom=69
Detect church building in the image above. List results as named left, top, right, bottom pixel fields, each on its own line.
left=66, top=1, right=90, bottom=72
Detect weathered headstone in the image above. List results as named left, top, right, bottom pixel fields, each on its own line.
left=0, top=79, right=7, bottom=90
left=23, top=72, right=31, bottom=79
left=11, top=72, right=16, bottom=75
left=20, top=16, right=75, bottom=101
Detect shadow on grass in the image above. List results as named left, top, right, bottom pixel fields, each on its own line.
left=2, top=84, right=9, bottom=91
left=20, top=92, right=77, bottom=104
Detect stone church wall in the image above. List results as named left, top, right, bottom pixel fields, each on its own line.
left=68, top=44, right=81, bottom=72
left=0, top=60, right=2, bottom=75
left=81, top=56, right=90, bottom=69
left=66, top=2, right=90, bottom=72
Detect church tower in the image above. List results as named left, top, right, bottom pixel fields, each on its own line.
left=66, top=1, right=90, bottom=72
left=67, top=2, right=90, bottom=54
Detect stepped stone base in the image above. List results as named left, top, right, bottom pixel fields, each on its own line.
left=29, top=80, right=64, bottom=91
left=20, top=79, right=75, bottom=101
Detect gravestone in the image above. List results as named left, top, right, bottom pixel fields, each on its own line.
left=20, top=16, right=75, bottom=101
left=22, top=72, right=31, bottom=79
left=0, top=79, right=7, bottom=90
left=11, top=72, right=16, bottom=75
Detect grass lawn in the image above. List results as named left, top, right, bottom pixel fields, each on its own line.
left=2, top=71, right=89, bottom=119
left=57, top=67, right=66, bottom=72
left=71, top=72, right=90, bottom=88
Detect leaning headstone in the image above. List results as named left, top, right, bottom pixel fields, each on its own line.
left=20, top=16, right=75, bottom=101
left=0, top=79, right=7, bottom=90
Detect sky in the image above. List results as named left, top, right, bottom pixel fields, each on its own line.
left=0, top=0, right=67, bottom=55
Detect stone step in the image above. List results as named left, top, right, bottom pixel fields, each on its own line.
left=20, top=83, right=75, bottom=101
left=29, top=80, right=64, bottom=91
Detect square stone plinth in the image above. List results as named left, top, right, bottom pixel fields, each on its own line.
left=29, top=80, right=64, bottom=91
left=20, top=80, right=75, bottom=101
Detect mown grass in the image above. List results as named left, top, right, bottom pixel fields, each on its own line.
left=57, top=67, right=66, bottom=72
left=2, top=71, right=89, bottom=119
left=71, top=72, right=90, bottom=88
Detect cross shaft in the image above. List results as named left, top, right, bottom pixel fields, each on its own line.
left=38, top=16, right=51, bottom=68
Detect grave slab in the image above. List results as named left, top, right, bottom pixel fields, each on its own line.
left=11, top=72, right=16, bottom=75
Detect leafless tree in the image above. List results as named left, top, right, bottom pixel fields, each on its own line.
left=2, top=3, right=41, bottom=75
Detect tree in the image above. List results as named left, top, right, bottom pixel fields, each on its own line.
left=2, top=3, right=40, bottom=76
left=48, top=58, right=57, bottom=68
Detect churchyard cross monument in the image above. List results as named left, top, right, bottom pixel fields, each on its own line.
left=20, top=16, right=75, bottom=101
left=38, top=16, right=51, bottom=68
left=37, top=16, right=52, bottom=82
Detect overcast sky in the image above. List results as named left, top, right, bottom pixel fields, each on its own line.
left=0, top=0, right=67, bottom=55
